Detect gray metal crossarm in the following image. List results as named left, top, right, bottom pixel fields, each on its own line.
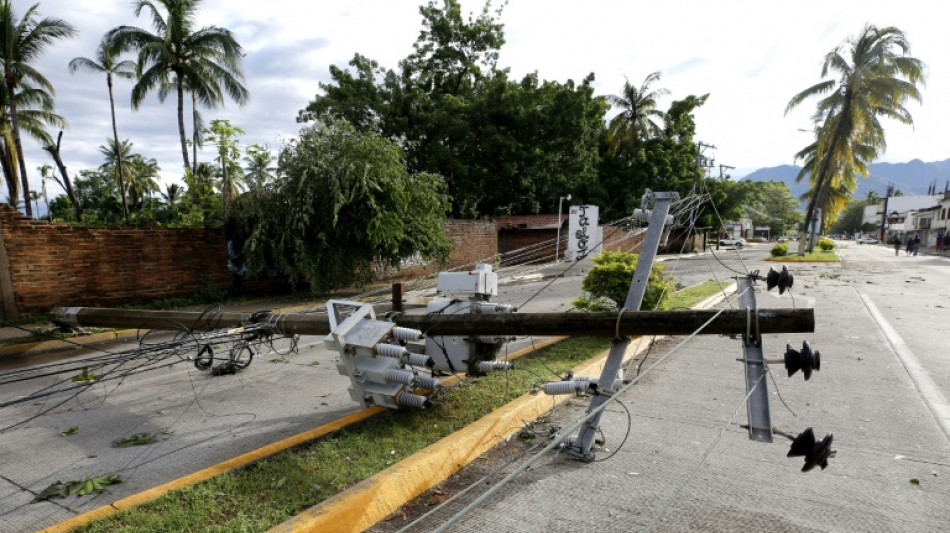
left=562, top=189, right=678, bottom=461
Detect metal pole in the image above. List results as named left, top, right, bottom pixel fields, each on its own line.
left=556, top=194, right=571, bottom=261
left=738, top=275, right=773, bottom=442
left=565, top=190, right=678, bottom=460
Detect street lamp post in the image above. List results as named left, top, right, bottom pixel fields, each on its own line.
left=556, top=194, right=572, bottom=261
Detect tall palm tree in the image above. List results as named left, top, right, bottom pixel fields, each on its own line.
left=105, top=0, right=249, bottom=173
left=70, top=41, right=137, bottom=224
left=0, top=81, right=65, bottom=208
left=243, top=144, right=274, bottom=195
left=606, top=72, right=669, bottom=156
left=28, top=188, right=39, bottom=215
left=0, top=0, right=76, bottom=216
left=786, top=24, right=925, bottom=252
left=125, top=153, right=161, bottom=208
left=160, top=182, right=182, bottom=208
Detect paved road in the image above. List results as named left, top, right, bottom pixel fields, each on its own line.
left=0, top=245, right=804, bottom=533
left=377, top=241, right=950, bottom=533
left=0, top=265, right=602, bottom=533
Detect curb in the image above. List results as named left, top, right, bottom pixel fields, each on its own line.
left=265, top=283, right=737, bottom=533
left=265, top=337, right=652, bottom=533
left=37, top=337, right=565, bottom=533
left=0, top=329, right=142, bottom=359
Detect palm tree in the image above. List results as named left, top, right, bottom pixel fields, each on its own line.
left=28, top=188, right=39, bottom=216
left=105, top=0, right=249, bottom=173
left=160, top=182, right=182, bottom=208
left=785, top=25, right=925, bottom=252
left=125, top=154, right=161, bottom=208
left=606, top=72, right=669, bottom=156
left=243, top=144, right=275, bottom=195
left=70, top=41, right=137, bottom=224
left=0, top=0, right=76, bottom=217
left=0, top=81, right=66, bottom=208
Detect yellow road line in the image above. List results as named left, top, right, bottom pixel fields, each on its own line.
left=38, top=337, right=566, bottom=532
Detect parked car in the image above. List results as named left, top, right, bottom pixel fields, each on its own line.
left=777, top=236, right=788, bottom=242
left=855, top=235, right=879, bottom=244
left=719, top=237, right=747, bottom=249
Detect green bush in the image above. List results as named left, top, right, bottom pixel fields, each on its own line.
left=817, top=237, right=836, bottom=251
left=771, top=243, right=789, bottom=257
left=572, top=250, right=674, bottom=311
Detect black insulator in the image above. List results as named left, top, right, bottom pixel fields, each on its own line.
left=785, top=341, right=820, bottom=380
left=787, top=427, right=835, bottom=472
left=193, top=344, right=214, bottom=370
left=766, top=265, right=794, bottom=295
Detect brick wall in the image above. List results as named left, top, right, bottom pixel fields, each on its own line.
left=0, top=208, right=498, bottom=315
left=390, top=219, right=498, bottom=279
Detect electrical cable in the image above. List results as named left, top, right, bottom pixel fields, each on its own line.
left=429, top=287, right=751, bottom=533
left=643, top=371, right=766, bottom=532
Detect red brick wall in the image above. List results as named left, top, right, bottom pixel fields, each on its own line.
left=390, top=219, right=498, bottom=279
left=0, top=208, right=498, bottom=314
left=0, top=206, right=286, bottom=315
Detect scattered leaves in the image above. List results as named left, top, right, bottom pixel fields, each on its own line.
left=910, top=478, right=920, bottom=485
left=71, top=367, right=97, bottom=383
left=32, top=474, right=121, bottom=502
left=59, top=426, right=78, bottom=437
left=112, top=432, right=157, bottom=448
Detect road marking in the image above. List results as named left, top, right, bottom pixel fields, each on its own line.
left=860, top=292, right=950, bottom=441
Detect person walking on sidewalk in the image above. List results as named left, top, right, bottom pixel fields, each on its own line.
left=906, top=235, right=913, bottom=256
left=893, top=234, right=902, bottom=256
left=912, top=232, right=921, bottom=256
left=937, top=233, right=943, bottom=253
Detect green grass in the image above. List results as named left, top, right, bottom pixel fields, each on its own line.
left=71, top=285, right=718, bottom=533
left=766, top=250, right=839, bottom=262
left=665, top=281, right=731, bottom=309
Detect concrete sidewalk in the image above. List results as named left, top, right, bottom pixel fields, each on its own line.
left=374, top=247, right=950, bottom=532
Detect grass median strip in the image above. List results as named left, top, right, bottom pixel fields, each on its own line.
left=64, top=283, right=724, bottom=533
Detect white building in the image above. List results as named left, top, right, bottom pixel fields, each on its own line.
left=863, top=195, right=941, bottom=228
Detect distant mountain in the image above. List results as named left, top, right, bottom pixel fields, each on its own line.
left=741, top=158, right=950, bottom=204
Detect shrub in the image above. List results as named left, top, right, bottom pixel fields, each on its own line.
left=572, top=250, right=675, bottom=311
left=817, top=237, right=835, bottom=251
left=771, top=243, right=789, bottom=257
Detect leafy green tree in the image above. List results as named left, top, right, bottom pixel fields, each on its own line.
left=740, top=180, right=803, bottom=237
left=786, top=24, right=925, bottom=252
left=606, top=72, right=669, bottom=156
left=70, top=41, right=137, bottom=223
left=53, top=168, right=123, bottom=224
left=203, top=118, right=244, bottom=218
left=106, top=0, right=249, bottom=172
left=300, top=1, right=604, bottom=218
left=828, top=199, right=868, bottom=236
left=236, top=116, right=452, bottom=291
left=597, top=95, right=708, bottom=220
left=178, top=161, right=220, bottom=226
left=572, top=250, right=674, bottom=311
left=0, top=0, right=75, bottom=216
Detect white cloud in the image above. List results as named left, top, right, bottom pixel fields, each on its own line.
left=15, top=0, right=950, bottom=200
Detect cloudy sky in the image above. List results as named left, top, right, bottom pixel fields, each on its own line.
left=17, top=0, right=950, bottom=203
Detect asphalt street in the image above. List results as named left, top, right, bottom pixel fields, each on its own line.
left=6, top=242, right=948, bottom=533
left=0, top=264, right=597, bottom=533
left=374, top=241, right=950, bottom=533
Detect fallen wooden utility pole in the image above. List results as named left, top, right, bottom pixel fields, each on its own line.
left=51, top=306, right=813, bottom=337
